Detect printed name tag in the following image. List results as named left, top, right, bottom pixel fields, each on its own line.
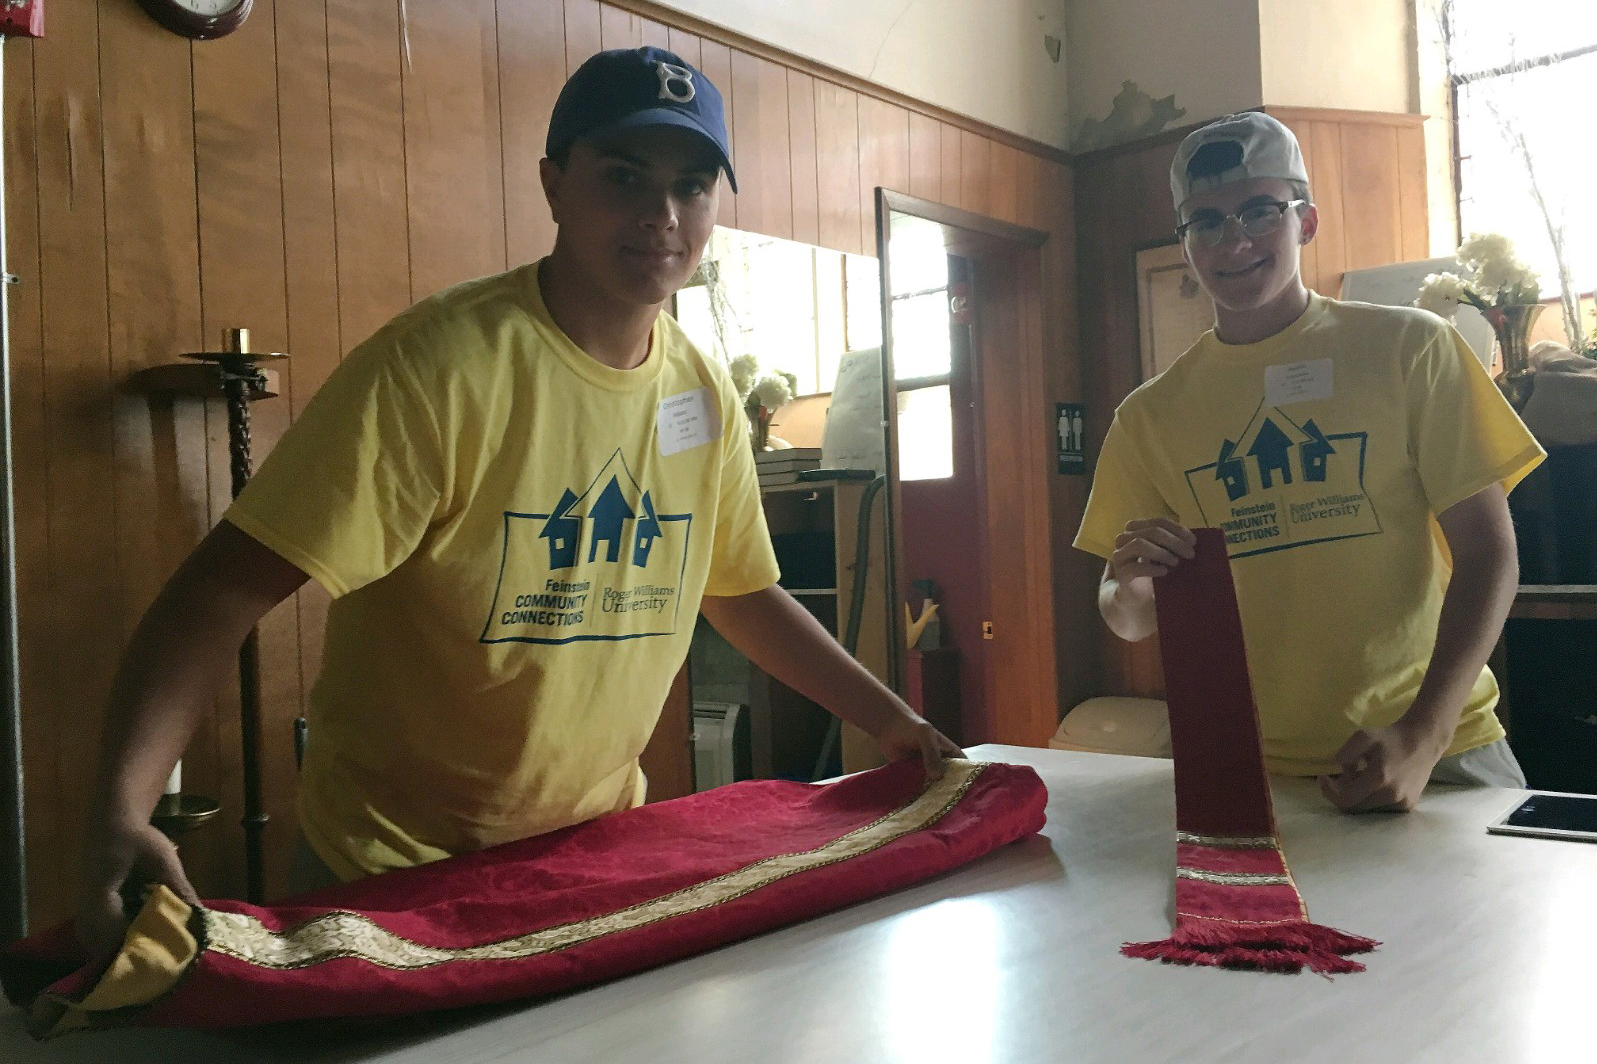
left=1264, top=358, right=1333, bottom=406
left=657, top=387, right=721, bottom=456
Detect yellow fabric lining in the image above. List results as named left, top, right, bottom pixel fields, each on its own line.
left=31, top=885, right=196, bottom=1039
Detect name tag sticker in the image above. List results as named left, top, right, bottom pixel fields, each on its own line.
left=657, top=387, right=721, bottom=456
left=1264, top=358, right=1333, bottom=407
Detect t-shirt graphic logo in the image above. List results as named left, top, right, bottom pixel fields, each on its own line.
left=481, top=450, right=690, bottom=645
left=1185, top=402, right=1380, bottom=558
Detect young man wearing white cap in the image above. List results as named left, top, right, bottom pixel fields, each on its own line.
left=78, top=47, right=959, bottom=951
left=1074, top=112, right=1541, bottom=814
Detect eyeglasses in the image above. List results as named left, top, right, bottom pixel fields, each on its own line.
left=1176, top=200, right=1307, bottom=247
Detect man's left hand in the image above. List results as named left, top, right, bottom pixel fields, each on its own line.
left=1319, top=719, right=1450, bottom=813
left=871, top=713, right=964, bottom=779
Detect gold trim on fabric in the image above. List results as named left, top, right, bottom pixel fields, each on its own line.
left=1176, top=868, right=1291, bottom=886
left=1176, top=911, right=1301, bottom=926
left=1175, top=831, right=1277, bottom=849
left=206, top=760, right=990, bottom=972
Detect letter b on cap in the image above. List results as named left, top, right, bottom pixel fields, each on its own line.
left=656, top=62, right=695, bottom=103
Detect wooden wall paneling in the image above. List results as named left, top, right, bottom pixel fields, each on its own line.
left=1016, top=245, right=1062, bottom=744
left=856, top=97, right=909, bottom=255
left=785, top=70, right=820, bottom=249
left=976, top=254, right=1030, bottom=741
left=1039, top=159, right=1097, bottom=720
left=1338, top=123, right=1404, bottom=278
left=31, top=0, right=119, bottom=927
left=1072, top=137, right=1185, bottom=703
left=1395, top=122, right=1430, bottom=261
left=1014, top=151, right=1047, bottom=232
left=959, top=130, right=991, bottom=219
left=988, top=143, right=1021, bottom=227
left=273, top=0, right=341, bottom=864
left=599, top=2, right=643, bottom=48
left=907, top=110, right=940, bottom=204
left=564, top=0, right=603, bottom=75
left=813, top=80, right=862, bottom=257
left=498, top=0, right=565, bottom=268
left=665, top=25, right=701, bottom=67
left=4, top=35, right=59, bottom=930
left=695, top=40, right=737, bottom=231
left=640, top=17, right=672, bottom=50
left=327, top=0, right=412, bottom=352
left=1307, top=121, right=1348, bottom=298
left=730, top=51, right=792, bottom=242
left=1282, top=116, right=1323, bottom=293
left=400, top=0, right=509, bottom=299
left=192, top=2, right=298, bottom=902
left=938, top=122, right=962, bottom=213
left=103, top=0, right=222, bottom=897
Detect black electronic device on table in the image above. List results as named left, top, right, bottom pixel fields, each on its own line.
left=1487, top=791, right=1597, bottom=843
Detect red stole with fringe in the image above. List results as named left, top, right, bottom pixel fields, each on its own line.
left=1121, top=527, right=1378, bottom=974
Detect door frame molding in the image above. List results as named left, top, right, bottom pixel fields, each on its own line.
left=875, top=189, right=1059, bottom=745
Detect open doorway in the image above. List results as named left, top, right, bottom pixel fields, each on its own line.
left=876, top=191, right=1058, bottom=747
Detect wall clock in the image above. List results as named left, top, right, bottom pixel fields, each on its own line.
left=135, top=0, right=252, bottom=41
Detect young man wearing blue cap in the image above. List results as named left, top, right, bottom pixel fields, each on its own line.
left=78, top=48, right=959, bottom=951
left=1074, top=112, right=1542, bottom=814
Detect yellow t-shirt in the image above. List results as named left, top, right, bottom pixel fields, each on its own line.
left=1074, top=294, right=1544, bottom=775
left=226, top=262, right=779, bottom=878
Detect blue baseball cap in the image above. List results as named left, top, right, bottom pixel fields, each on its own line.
left=546, top=47, right=737, bottom=193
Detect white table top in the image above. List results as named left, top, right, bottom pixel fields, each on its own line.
left=6, top=745, right=1594, bottom=1064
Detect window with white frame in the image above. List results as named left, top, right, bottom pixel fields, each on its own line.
left=1446, top=0, right=1597, bottom=344
left=885, top=216, right=955, bottom=482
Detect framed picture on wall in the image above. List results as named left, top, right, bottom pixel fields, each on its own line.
left=1134, top=242, right=1213, bottom=383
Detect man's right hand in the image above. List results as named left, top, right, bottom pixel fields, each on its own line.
left=1099, top=518, right=1196, bottom=643
left=76, top=816, right=200, bottom=959
left=1109, top=517, right=1197, bottom=589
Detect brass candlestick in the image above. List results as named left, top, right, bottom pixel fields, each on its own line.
left=151, top=791, right=221, bottom=841
left=132, top=328, right=287, bottom=903
left=185, top=328, right=286, bottom=905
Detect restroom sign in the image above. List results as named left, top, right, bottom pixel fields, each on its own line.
left=1056, top=403, right=1085, bottom=475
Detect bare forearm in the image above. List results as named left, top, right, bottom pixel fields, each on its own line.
left=1099, top=576, right=1157, bottom=643
left=92, top=522, right=307, bottom=826
left=1095, top=523, right=1195, bottom=643
left=1404, top=540, right=1518, bottom=738
left=1405, top=487, right=1519, bottom=740
left=700, top=585, right=913, bottom=736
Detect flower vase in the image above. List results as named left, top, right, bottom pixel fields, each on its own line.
left=1483, top=303, right=1543, bottom=412
left=748, top=404, right=770, bottom=453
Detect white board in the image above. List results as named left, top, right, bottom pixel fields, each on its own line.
left=1340, top=257, right=1494, bottom=368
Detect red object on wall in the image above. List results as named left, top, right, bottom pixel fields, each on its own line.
left=0, top=0, right=44, bottom=38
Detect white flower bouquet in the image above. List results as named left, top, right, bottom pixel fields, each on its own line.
left=1416, top=233, right=1542, bottom=320
left=728, top=354, right=796, bottom=450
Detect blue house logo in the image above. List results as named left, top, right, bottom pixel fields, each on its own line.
left=1186, top=406, right=1380, bottom=558
left=481, top=450, right=691, bottom=644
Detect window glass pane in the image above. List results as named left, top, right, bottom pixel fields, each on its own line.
left=891, top=292, right=953, bottom=380
left=683, top=230, right=882, bottom=397
left=674, top=283, right=718, bottom=359
left=844, top=253, right=883, bottom=353
left=1447, top=0, right=1597, bottom=75
left=887, top=215, right=949, bottom=295
left=897, top=385, right=953, bottom=482
left=1456, top=51, right=1597, bottom=296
